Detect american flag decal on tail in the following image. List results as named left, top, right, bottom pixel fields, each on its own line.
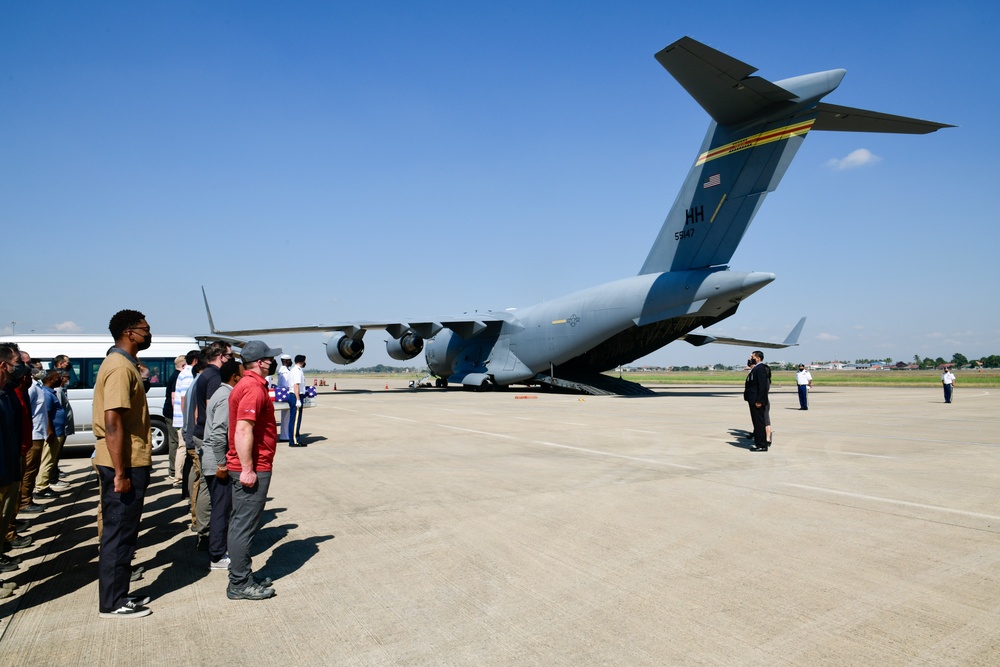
left=703, top=173, right=721, bottom=188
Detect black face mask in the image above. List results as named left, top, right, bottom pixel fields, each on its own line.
left=267, top=359, right=277, bottom=376
left=747, top=358, right=755, bottom=367
left=143, top=378, right=151, bottom=392
left=10, top=361, right=30, bottom=381
left=137, top=333, right=152, bottom=352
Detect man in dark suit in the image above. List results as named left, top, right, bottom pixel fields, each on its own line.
left=743, top=350, right=771, bottom=452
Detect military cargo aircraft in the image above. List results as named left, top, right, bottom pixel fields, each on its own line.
left=204, top=36, right=950, bottom=395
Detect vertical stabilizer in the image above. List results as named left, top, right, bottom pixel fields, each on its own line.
left=639, top=37, right=950, bottom=275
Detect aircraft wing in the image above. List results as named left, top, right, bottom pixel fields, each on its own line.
left=203, top=285, right=499, bottom=341
left=680, top=317, right=806, bottom=349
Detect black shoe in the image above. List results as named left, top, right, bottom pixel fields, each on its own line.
left=21, top=503, right=45, bottom=514
left=99, top=601, right=151, bottom=619
left=15, top=520, right=29, bottom=531
left=227, top=582, right=275, bottom=600
left=0, top=557, right=19, bottom=573
left=7, top=536, right=32, bottom=549
left=35, top=488, right=57, bottom=500
left=749, top=445, right=768, bottom=452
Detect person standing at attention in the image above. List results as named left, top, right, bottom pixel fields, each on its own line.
left=795, top=364, right=813, bottom=410
left=287, top=355, right=306, bottom=447
left=743, top=350, right=771, bottom=452
left=942, top=367, right=956, bottom=403
left=93, top=309, right=155, bottom=618
left=226, top=340, right=282, bottom=600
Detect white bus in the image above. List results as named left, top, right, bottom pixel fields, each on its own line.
left=4, top=334, right=205, bottom=455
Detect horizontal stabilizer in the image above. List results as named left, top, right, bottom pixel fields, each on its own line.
left=655, top=37, right=796, bottom=125
left=680, top=317, right=806, bottom=349
left=813, top=103, right=954, bottom=134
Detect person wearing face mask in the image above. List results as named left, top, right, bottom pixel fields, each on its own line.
left=225, top=340, right=282, bottom=601
left=93, top=309, right=155, bottom=619
left=743, top=350, right=771, bottom=452
left=0, top=343, right=28, bottom=585
left=1, top=350, right=33, bottom=570
left=18, top=363, right=53, bottom=517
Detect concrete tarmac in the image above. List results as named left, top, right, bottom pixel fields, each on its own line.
left=1, top=379, right=998, bottom=665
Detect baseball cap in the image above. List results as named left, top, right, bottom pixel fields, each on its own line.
left=240, top=340, right=282, bottom=363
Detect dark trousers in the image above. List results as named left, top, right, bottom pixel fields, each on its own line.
left=748, top=402, right=768, bottom=446
left=285, top=396, right=298, bottom=445
left=96, top=465, right=150, bottom=613
left=228, top=471, right=271, bottom=589
left=204, top=472, right=232, bottom=561
left=797, top=385, right=809, bottom=409
left=944, top=383, right=953, bottom=403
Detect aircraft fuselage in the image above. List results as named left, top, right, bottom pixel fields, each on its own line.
left=425, top=268, right=774, bottom=386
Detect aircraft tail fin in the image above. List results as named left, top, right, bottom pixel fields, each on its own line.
left=639, top=37, right=950, bottom=275
left=201, top=286, right=218, bottom=334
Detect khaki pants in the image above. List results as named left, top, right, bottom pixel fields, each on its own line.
left=37, top=434, right=66, bottom=491
left=19, top=440, right=44, bottom=510
left=0, top=480, right=19, bottom=545
left=188, top=443, right=211, bottom=536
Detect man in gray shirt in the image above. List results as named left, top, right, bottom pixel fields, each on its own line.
left=202, top=360, right=242, bottom=570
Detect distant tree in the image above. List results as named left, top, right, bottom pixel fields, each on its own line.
left=934, top=357, right=947, bottom=367
left=713, top=363, right=727, bottom=371
left=885, top=357, right=892, bottom=365
left=951, top=353, right=968, bottom=368
left=922, top=357, right=935, bottom=369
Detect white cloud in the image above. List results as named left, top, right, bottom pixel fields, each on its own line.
left=816, top=332, right=839, bottom=341
left=53, top=321, right=83, bottom=333
left=926, top=332, right=945, bottom=339
left=826, top=148, right=881, bottom=170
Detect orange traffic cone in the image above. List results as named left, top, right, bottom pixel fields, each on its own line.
left=385, top=382, right=389, bottom=389
left=333, top=383, right=337, bottom=391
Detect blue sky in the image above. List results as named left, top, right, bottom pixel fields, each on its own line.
left=2, top=1, right=996, bottom=368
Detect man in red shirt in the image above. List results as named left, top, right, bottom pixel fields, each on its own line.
left=226, top=340, right=281, bottom=601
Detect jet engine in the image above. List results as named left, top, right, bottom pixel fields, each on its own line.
left=386, top=332, right=424, bottom=361
left=325, top=334, right=365, bottom=365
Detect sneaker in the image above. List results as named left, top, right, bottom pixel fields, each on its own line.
left=14, top=519, right=30, bottom=531
left=227, top=582, right=275, bottom=600
left=253, top=573, right=273, bottom=588
left=21, top=503, right=45, bottom=514
left=7, top=536, right=32, bottom=549
left=210, top=556, right=231, bottom=570
left=50, top=481, right=70, bottom=491
left=35, top=488, right=58, bottom=499
left=126, top=594, right=151, bottom=605
left=1, top=579, right=18, bottom=590
left=99, top=601, right=152, bottom=618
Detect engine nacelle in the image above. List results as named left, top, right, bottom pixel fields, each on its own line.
left=386, top=332, right=424, bottom=361
left=325, top=334, right=365, bottom=365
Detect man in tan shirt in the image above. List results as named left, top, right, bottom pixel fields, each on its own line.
left=93, top=309, right=153, bottom=619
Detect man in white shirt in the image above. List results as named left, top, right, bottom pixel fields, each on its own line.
left=287, top=355, right=306, bottom=447
left=795, top=364, right=813, bottom=410
left=941, top=368, right=956, bottom=403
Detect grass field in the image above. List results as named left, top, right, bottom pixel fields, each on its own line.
left=312, top=369, right=1000, bottom=388
left=615, top=370, right=1000, bottom=387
